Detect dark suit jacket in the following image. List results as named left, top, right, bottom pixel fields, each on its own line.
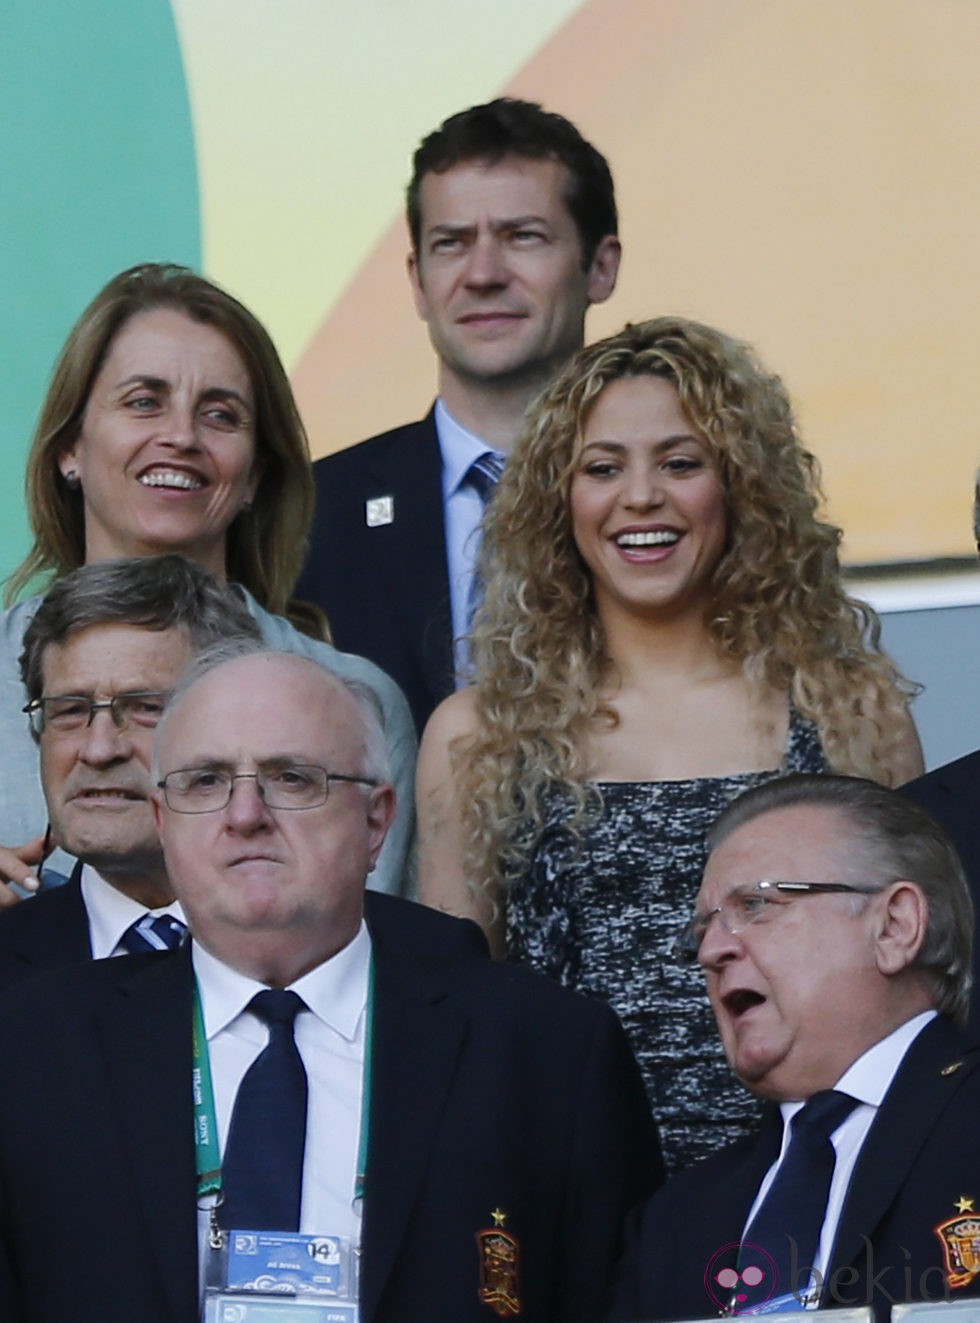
left=0, top=871, right=489, bottom=992
left=609, top=1016, right=980, bottom=1322
left=0, top=894, right=659, bottom=1323
left=297, top=412, right=454, bottom=735
left=0, top=863, right=91, bottom=985
left=901, top=753, right=980, bottom=1032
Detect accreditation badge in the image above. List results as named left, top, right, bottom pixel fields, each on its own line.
left=204, top=1301, right=356, bottom=1323
left=203, top=1229, right=358, bottom=1322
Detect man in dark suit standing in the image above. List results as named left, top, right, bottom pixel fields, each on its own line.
left=610, top=773, right=980, bottom=1322
left=297, top=99, right=622, bottom=734
left=0, top=642, right=660, bottom=1323
left=0, top=555, right=261, bottom=979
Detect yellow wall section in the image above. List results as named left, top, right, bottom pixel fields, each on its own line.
left=174, top=0, right=980, bottom=564
left=170, top=0, right=578, bottom=366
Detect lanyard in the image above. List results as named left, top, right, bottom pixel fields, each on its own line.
left=193, top=961, right=375, bottom=1206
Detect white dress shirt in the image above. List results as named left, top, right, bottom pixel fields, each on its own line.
left=743, top=1009, right=937, bottom=1304
left=80, top=864, right=186, bottom=959
left=436, top=398, right=505, bottom=684
left=193, top=923, right=370, bottom=1278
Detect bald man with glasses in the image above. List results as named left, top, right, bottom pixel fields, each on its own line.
left=610, top=773, right=980, bottom=1322
left=0, top=641, right=660, bottom=1323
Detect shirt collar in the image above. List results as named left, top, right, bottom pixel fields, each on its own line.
left=80, top=863, right=186, bottom=960
left=779, top=1008, right=938, bottom=1126
left=192, top=921, right=371, bottom=1044
left=435, top=398, right=503, bottom=499
left=833, top=1008, right=938, bottom=1106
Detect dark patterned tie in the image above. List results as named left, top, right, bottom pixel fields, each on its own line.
left=220, top=989, right=309, bottom=1231
left=735, top=1089, right=860, bottom=1312
left=468, top=450, right=505, bottom=504
left=118, top=913, right=187, bottom=954
left=466, top=451, right=506, bottom=632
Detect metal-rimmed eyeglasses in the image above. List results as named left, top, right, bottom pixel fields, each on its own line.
left=24, top=691, right=169, bottom=737
left=675, top=879, right=881, bottom=965
left=157, top=763, right=381, bottom=814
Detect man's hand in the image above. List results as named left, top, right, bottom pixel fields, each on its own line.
left=0, top=837, right=46, bottom=909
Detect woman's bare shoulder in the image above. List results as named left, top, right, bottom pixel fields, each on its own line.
left=420, top=685, right=481, bottom=751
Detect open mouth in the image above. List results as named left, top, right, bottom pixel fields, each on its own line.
left=138, top=466, right=205, bottom=491
left=614, top=530, right=681, bottom=548
left=74, top=788, right=143, bottom=802
left=723, top=989, right=766, bottom=1017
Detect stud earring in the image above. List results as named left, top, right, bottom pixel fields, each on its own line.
left=64, top=470, right=81, bottom=491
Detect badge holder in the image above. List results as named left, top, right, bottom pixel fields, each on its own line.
left=202, top=1224, right=358, bottom=1323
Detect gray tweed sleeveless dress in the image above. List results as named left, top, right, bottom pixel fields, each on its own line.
left=505, top=710, right=828, bottom=1174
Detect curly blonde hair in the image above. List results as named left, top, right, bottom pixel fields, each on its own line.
left=459, top=316, right=918, bottom=893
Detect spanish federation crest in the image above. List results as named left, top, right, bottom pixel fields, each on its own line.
left=476, top=1209, right=521, bottom=1316
left=935, top=1202, right=980, bottom=1289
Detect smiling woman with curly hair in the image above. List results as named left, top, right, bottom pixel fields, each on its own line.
left=416, top=315, right=923, bottom=1172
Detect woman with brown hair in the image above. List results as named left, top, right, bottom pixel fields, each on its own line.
left=0, top=263, right=415, bottom=896
left=418, top=316, right=922, bottom=1171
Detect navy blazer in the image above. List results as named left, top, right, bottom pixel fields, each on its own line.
left=297, top=412, right=454, bottom=735
left=901, top=752, right=980, bottom=1033
left=0, top=893, right=660, bottom=1323
left=0, top=862, right=91, bottom=986
left=609, top=1016, right=980, bottom=1322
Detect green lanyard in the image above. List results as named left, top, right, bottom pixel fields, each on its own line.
left=193, top=961, right=375, bottom=1206
left=193, top=983, right=222, bottom=1197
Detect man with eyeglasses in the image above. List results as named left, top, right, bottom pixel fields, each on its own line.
left=0, top=641, right=661, bottom=1323
left=610, top=773, right=980, bottom=1322
left=0, top=555, right=262, bottom=985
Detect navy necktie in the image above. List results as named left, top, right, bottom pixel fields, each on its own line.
left=466, top=451, right=506, bottom=632
left=118, top=913, right=187, bottom=954
left=735, top=1089, right=859, bottom=1312
left=468, top=450, right=505, bottom=504
left=220, top=989, right=308, bottom=1232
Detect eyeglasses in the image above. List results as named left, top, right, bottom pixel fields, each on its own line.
left=157, top=763, right=380, bottom=814
left=24, top=691, right=169, bottom=737
left=675, top=879, right=881, bottom=965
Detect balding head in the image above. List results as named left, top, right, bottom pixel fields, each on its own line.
left=152, top=649, right=396, bottom=985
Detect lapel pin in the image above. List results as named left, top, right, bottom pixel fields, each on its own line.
left=365, top=495, right=394, bottom=528
left=476, top=1208, right=521, bottom=1317
left=941, top=1061, right=963, bottom=1076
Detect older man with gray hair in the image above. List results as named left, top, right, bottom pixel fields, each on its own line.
left=0, top=555, right=262, bottom=985
left=610, top=773, right=980, bottom=1322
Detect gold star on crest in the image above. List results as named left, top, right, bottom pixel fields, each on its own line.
left=955, top=1196, right=975, bottom=1214
left=491, top=1208, right=507, bottom=1227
